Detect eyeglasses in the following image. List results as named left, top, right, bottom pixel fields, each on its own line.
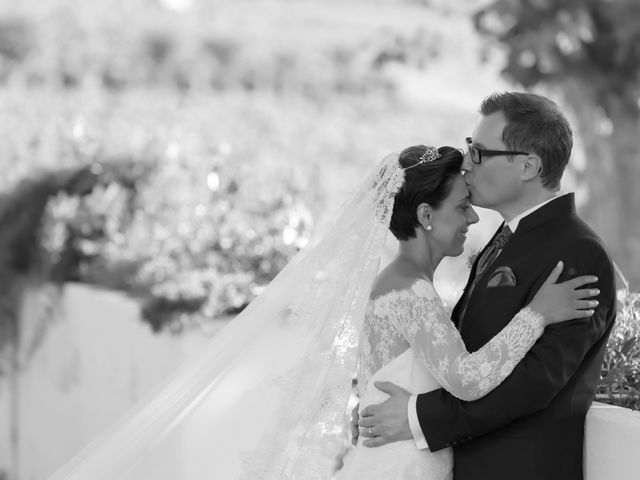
left=465, top=137, right=529, bottom=165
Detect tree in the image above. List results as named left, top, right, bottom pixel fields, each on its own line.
left=473, top=0, right=640, bottom=289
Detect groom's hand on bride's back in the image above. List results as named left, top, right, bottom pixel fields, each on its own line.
left=358, top=381, right=413, bottom=447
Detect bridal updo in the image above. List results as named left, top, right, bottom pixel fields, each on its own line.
left=389, top=145, right=463, bottom=241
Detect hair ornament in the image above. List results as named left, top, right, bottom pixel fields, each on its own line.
left=403, top=146, right=440, bottom=171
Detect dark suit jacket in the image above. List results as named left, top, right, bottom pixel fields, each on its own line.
left=416, top=194, right=617, bottom=480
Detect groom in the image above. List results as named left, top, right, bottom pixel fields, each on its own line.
left=356, top=92, right=617, bottom=479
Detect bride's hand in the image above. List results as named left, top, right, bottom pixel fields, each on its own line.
left=528, top=261, right=599, bottom=326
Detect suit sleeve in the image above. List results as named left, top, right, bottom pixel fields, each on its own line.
left=416, top=238, right=617, bottom=451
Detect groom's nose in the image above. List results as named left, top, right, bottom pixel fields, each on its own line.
left=461, top=150, right=473, bottom=172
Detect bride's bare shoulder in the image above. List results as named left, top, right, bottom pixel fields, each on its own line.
left=370, top=263, right=423, bottom=301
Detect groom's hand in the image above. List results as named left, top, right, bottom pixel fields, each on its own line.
left=358, top=381, right=412, bottom=447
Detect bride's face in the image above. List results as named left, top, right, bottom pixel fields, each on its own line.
left=429, top=174, right=479, bottom=257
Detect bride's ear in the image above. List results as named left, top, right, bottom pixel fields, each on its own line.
left=416, top=203, right=433, bottom=230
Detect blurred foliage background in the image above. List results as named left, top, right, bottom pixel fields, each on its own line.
left=0, top=0, right=499, bottom=336
left=0, top=0, right=637, bottom=414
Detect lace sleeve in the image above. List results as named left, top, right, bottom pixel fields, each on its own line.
left=392, top=280, right=546, bottom=401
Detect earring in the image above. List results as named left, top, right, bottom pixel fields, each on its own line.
left=425, top=225, right=433, bottom=231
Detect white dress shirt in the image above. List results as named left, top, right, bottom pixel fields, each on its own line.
left=407, top=193, right=569, bottom=449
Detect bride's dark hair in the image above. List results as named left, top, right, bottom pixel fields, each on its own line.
left=389, top=145, right=463, bottom=241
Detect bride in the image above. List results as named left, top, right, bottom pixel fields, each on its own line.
left=47, top=146, right=597, bottom=480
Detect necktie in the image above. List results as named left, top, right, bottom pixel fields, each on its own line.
left=458, top=224, right=513, bottom=328
left=475, top=225, right=513, bottom=279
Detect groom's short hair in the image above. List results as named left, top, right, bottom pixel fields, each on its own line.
left=481, top=92, right=572, bottom=191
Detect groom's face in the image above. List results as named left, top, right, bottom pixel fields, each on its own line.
left=463, top=111, right=523, bottom=210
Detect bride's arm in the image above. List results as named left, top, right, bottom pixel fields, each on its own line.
left=392, top=280, right=545, bottom=401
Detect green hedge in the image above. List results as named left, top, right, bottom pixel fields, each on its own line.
left=597, top=289, right=640, bottom=410
left=0, top=151, right=312, bottom=334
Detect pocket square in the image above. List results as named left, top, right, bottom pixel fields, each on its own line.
left=487, top=266, right=517, bottom=287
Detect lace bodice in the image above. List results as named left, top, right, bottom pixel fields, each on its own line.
left=357, top=279, right=545, bottom=401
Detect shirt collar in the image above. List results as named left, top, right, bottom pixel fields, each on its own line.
left=506, top=193, right=571, bottom=233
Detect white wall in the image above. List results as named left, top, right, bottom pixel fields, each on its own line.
left=0, top=283, right=222, bottom=480
left=585, top=402, right=640, bottom=480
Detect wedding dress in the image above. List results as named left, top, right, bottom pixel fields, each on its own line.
left=46, top=151, right=544, bottom=480
left=335, top=279, right=544, bottom=480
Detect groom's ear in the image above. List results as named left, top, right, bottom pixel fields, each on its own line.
left=521, top=154, right=543, bottom=181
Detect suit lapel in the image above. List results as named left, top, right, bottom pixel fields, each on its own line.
left=496, top=194, right=577, bottom=267
left=452, top=223, right=504, bottom=328
left=455, top=194, right=577, bottom=332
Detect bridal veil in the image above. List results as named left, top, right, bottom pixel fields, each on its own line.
left=47, top=153, right=406, bottom=479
